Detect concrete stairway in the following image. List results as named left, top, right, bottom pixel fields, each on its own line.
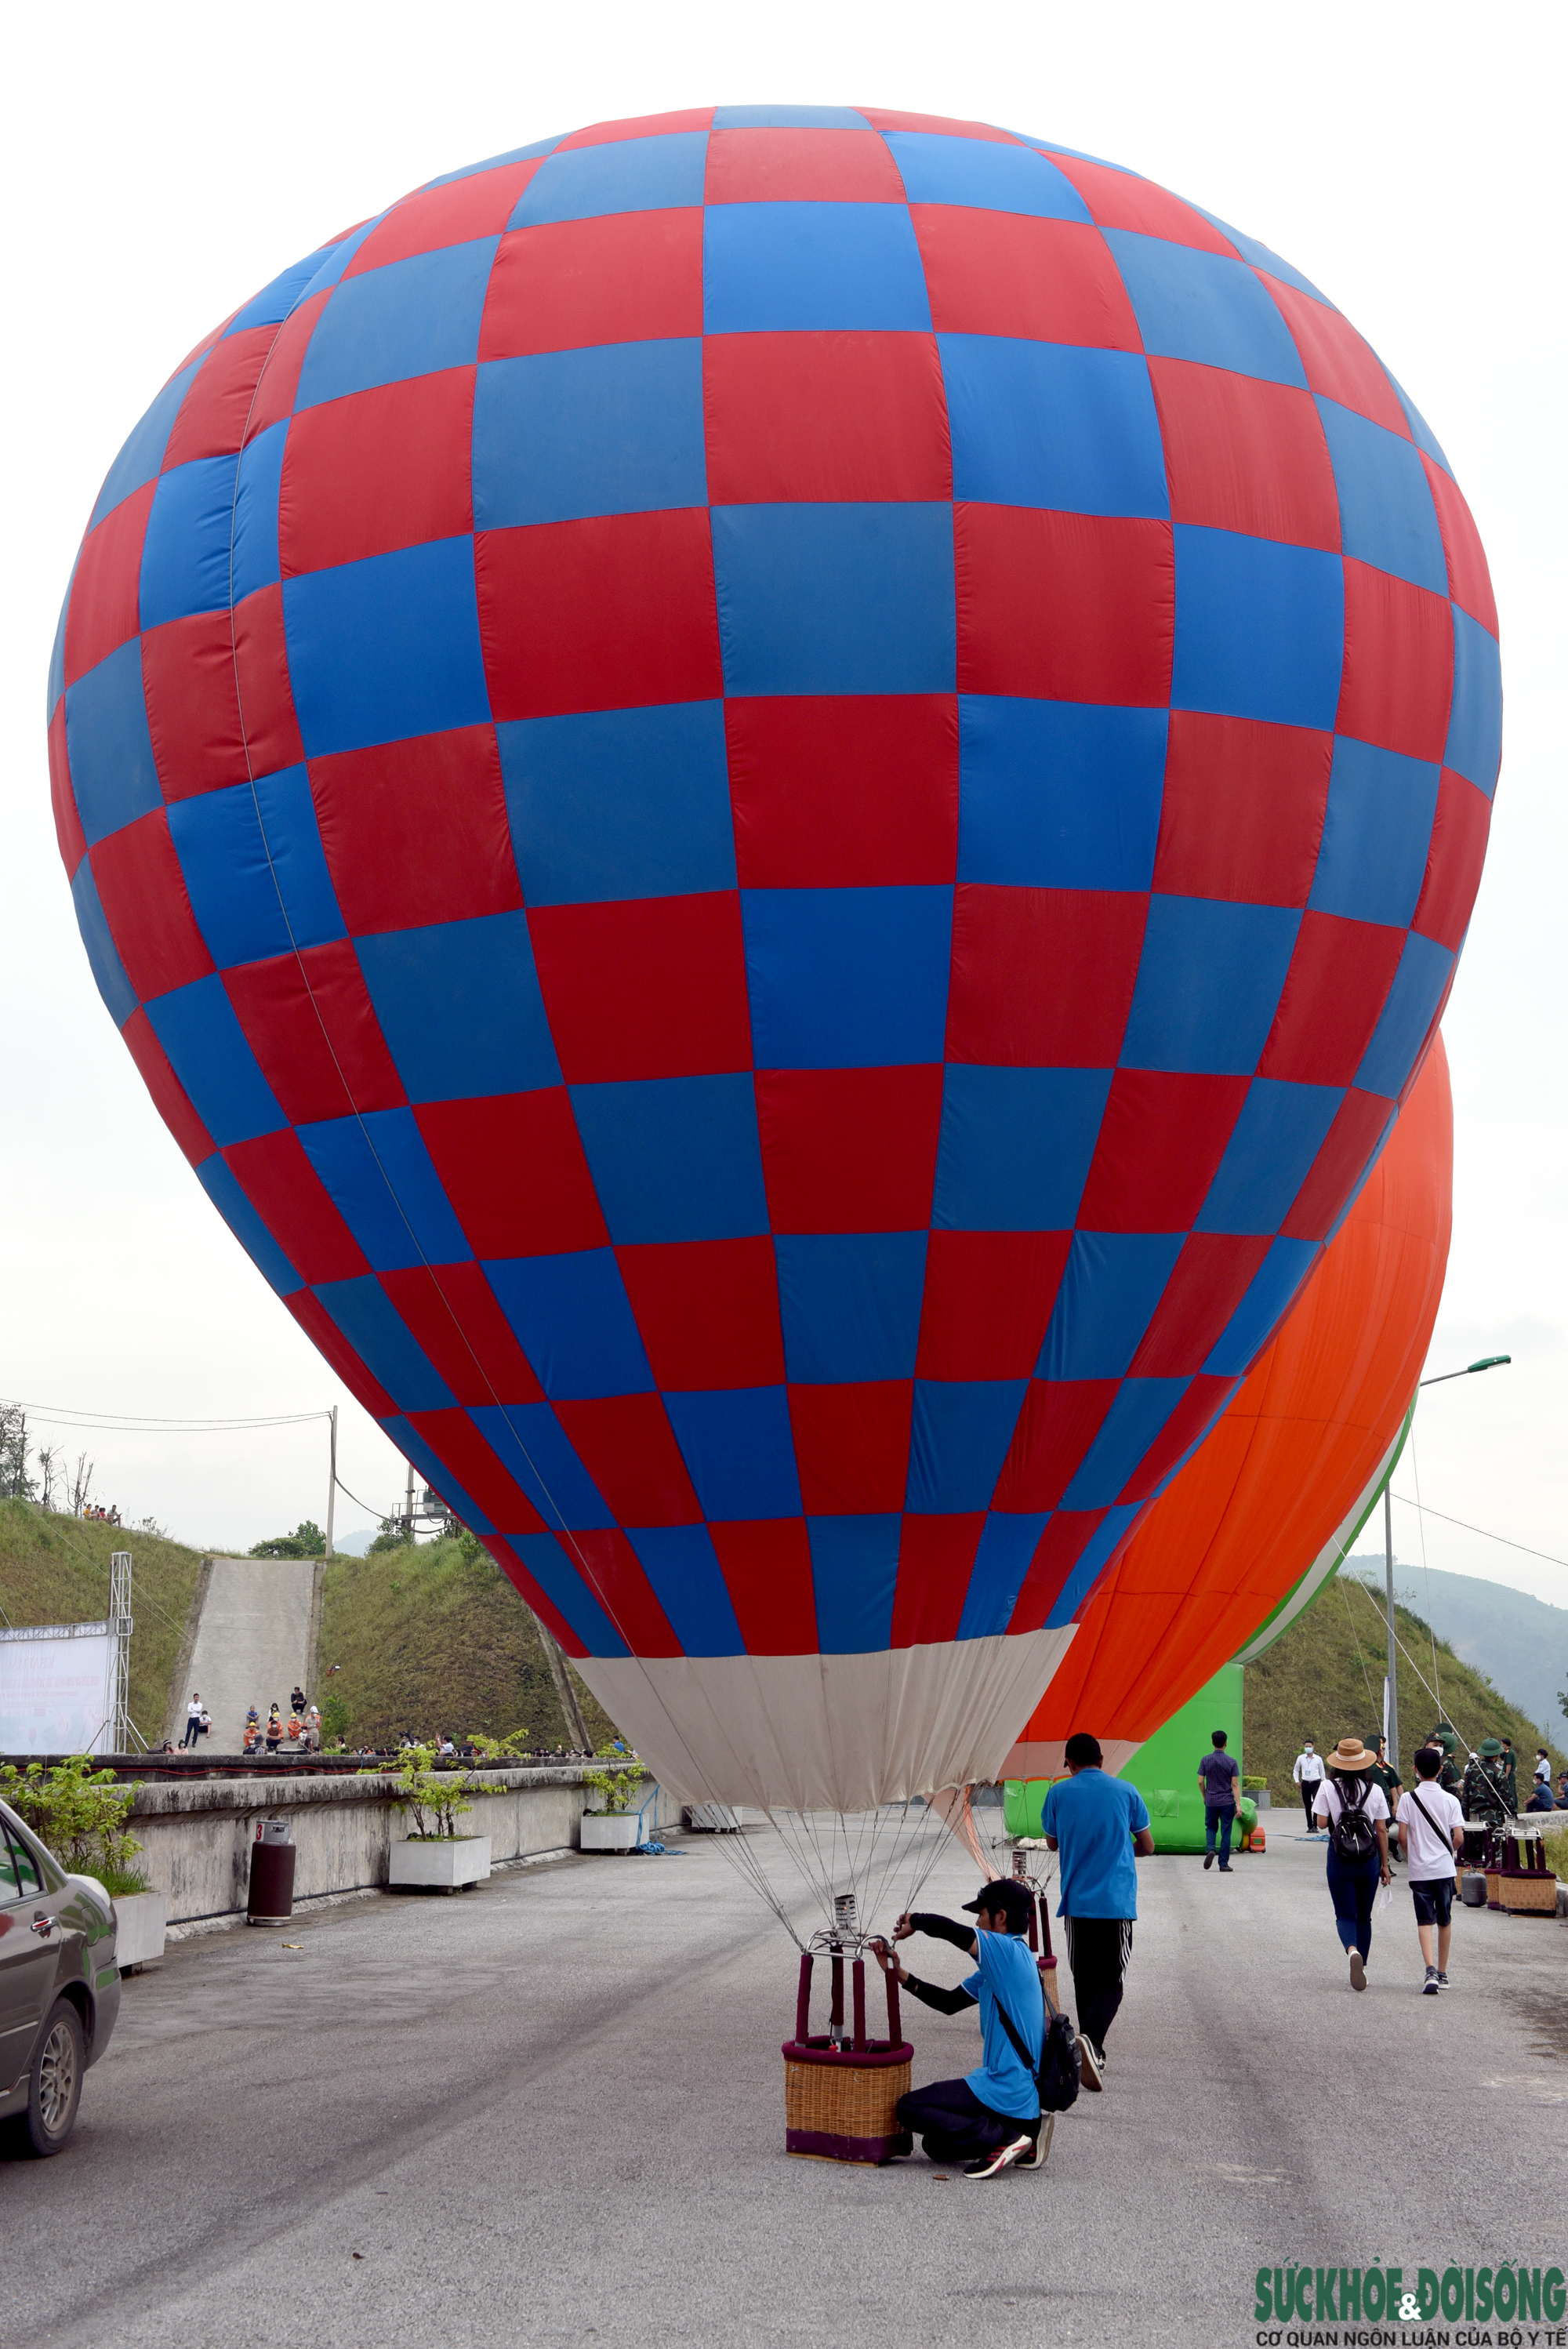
left=169, top=1556, right=322, bottom=1753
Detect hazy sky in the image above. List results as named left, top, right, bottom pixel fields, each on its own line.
left=5, top=2, right=1562, bottom=1607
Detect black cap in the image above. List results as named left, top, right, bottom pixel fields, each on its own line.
left=962, top=1879, right=1033, bottom=1933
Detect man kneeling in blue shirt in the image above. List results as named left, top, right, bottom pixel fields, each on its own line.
left=870, top=1877, right=1048, bottom=2180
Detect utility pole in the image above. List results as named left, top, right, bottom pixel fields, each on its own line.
left=404, top=1457, right=415, bottom=1535
left=325, top=1407, right=337, bottom=1559
left=1383, top=1486, right=1399, bottom=1775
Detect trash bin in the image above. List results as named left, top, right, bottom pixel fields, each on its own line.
left=247, top=1817, right=296, bottom=1925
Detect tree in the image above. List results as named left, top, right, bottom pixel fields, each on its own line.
left=0, top=1405, right=34, bottom=1501
left=249, top=1519, right=327, bottom=1559
left=369, top=1516, right=416, bottom=1555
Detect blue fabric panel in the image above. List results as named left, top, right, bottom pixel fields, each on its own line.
left=145, top=975, right=286, bottom=1145
left=88, top=358, right=203, bottom=531
left=933, top=1066, right=1111, bottom=1231
left=424, top=137, right=565, bottom=189
left=507, top=1530, right=629, bottom=1656
left=808, top=1515, right=901, bottom=1654
left=140, top=455, right=241, bottom=630
left=713, top=502, right=956, bottom=695
left=712, top=104, right=870, bottom=127
left=64, top=638, right=163, bottom=846
left=906, top=1379, right=1029, bottom=1513
left=1445, top=608, right=1503, bottom=796
left=510, top=133, right=709, bottom=228
left=196, top=1156, right=302, bottom=1297
left=883, top=133, right=1092, bottom=223
left=296, top=1108, right=471, bottom=1270
left=356, top=912, right=560, bottom=1102
left=1171, top=525, right=1345, bottom=729
left=742, top=884, right=953, bottom=1070
left=472, top=341, right=707, bottom=529
left=281, top=538, right=491, bottom=760
left=1384, top=371, right=1452, bottom=477
left=1194, top=1077, right=1345, bottom=1235
left=295, top=222, right=383, bottom=305
left=1192, top=212, right=1330, bottom=303
left=1316, top=398, right=1447, bottom=594
left=570, top=1074, right=769, bottom=1243
left=312, top=1276, right=456, bottom=1410
left=1101, top=233, right=1308, bottom=387
left=167, top=785, right=293, bottom=968
left=940, top=336, right=1167, bottom=518
left=294, top=238, right=499, bottom=408
left=956, top=1510, right=1053, bottom=1641
left=381, top=1416, right=497, bottom=1537
left=1202, top=1237, right=1319, bottom=1377
left=484, top=1248, right=655, bottom=1398
left=470, top=1403, right=615, bottom=1529
left=48, top=578, right=70, bottom=721
left=1042, top=1503, right=1143, bottom=1628
left=497, top=700, right=735, bottom=905
left=661, top=1386, right=803, bottom=1520
left=230, top=419, right=287, bottom=602
left=1308, top=738, right=1440, bottom=928
left=626, top=1526, right=746, bottom=1655
left=1120, top=895, right=1301, bottom=1075
left=703, top=204, right=932, bottom=333
left=775, top=1232, right=928, bottom=1383
left=1061, top=1376, right=1188, bottom=1509
left=1355, top=931, right=1454, bottom=1101
left=225, top=241, right=343, bottom=334
left=1039, top=1231, right=1185, bottom=1380
left=70, top=862, right=138, bottom=1027
left=250, top=765, right=347, bottom=947
left=1323, top=1104, right=1396, bottom=1245
left=956, top=697, right=1167, bottom=891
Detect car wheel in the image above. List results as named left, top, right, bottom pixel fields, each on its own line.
left=22, top=2000, right=85, bottom=2156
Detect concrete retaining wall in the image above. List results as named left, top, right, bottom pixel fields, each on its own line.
left=125, top=1766, right=680, bottom=1924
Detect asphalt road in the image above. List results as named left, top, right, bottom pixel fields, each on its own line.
left=7, top=1820, right=1565, bottom=2348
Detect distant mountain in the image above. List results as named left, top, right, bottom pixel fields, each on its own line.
left=330, top=1526, right=379, bottom=1557
left=1344, top=1556, right=1568, bottom=1741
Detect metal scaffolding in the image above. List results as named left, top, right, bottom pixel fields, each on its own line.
left=107, top=1552, right=144, bottom=1753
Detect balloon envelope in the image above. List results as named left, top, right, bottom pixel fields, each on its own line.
left=48, top=110, right=1497, bottom=1808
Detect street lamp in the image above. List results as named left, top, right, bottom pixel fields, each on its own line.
left=1383, top=1354, right=1510, bottom=1771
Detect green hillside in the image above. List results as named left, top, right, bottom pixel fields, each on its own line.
left=0, top=1498, right=206, bottom=1748
left=1244, top=1567, right=1566, bottom=1799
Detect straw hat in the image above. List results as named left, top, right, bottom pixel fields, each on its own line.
left=1327, top=1737, right=1374, bottom=1773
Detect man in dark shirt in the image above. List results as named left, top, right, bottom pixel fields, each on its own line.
left=1365, top=1736, right=1403, bottom=1854
left=1197, top=1729, right=1240, bottom=1872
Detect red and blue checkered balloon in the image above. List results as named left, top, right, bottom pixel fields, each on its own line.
left=48, top=107, right=1499, bottom=1808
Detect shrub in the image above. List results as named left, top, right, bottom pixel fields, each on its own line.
left=583, top=1740, right=646, bottom=1815
left=1, top=1755, right=147, bottom=1892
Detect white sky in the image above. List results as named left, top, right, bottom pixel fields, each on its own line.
left=3, top=2, right=1562, bottom=1610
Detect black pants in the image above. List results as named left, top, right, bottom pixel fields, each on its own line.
left=895, top=2078, right=1036, bottom=2162
left=182, top=1718, right=201, bottom=1748
left=1065, top=1916, right=1133, bottom=2053
left=1301, top=1780, right=1321, bottom=1825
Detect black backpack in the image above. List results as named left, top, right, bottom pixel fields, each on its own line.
left=991, top=1988, right=1080, bottom=2115
left=1328, top=1777, right=1379, bottom=1861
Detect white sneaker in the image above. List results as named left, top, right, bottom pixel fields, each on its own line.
left=962, top=2134, right=1036, bottom=2180
left=1022, top=2112, right=1055, bottom=2168
left=1348, top=1948, right=1366, bottom=1991
left=1078, top=2038, right=1104, bottom=2092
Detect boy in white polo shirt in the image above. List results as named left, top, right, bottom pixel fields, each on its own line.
left=1395, top=1744, right=1465, bottom=1993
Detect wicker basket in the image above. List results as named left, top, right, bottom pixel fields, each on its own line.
left=784, top=2044, right=913, bottom=2163
left=1497, top=1871, right=1559, bottom=1915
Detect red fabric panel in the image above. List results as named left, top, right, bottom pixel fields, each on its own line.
left=945, top=884, right=1145, bottom=1065
left=710, top=1518, right=818, bottom=1655
left=248, top=291, right=331, bottom=435
left=1258, top=911, right=1405, bottom=1086
left=89, top=811, right=214, bottom=999
left=704, top=332, right=949, bottom=503
left=556, top=109, right=715, bottom=149
left=916, top=1231, right=1071, bottom=1380
left=405, top=1407, right=548, bottom=1534
left=379, top=1262, right=546, bottom=1404
left=528, top=894, right=750, bottom=1082
left=232, top=583, right=306, bottom=775
left=308, top=723, right=521, bottom=935
left=1413, top=768, right=1491, bottom=952
left=1149, top=360, right=1339, bottom=551
left=1117, top=1373, right=1238, bottom=1504
left=615, top=1237, right=786, bottom=1390
left=788, top=1380, right=913, bottom=1513
left=49, top=705, right=86, bottom=877
left=554, top=1395, right=703, bottom=1527
left=285, top=1287, right=397, bottom=1414
left=1042, top=154, right=1239, bottom=254
left=1129, top=1236, right=1272, bottom=1377
left=224, top=939, right=407, bottom=1124
left=704, top=128, right=905, bottom=203
left=223, top=1128, right=368, bottom=1283
left=891, top=1514, right=985, bottom=1647
left=1152, top=713, right=1330, bottom=906
left=565, top=1528, right=682, bottom=1656
left=162, top=327, right=278, bottom=467
left=1336, top=560, right=1453, bottom=764
left=477, top=510, right=722, bottom=721
left=912, top=208, right=1142, bottom=347
left=756, top=1066, right=942, bottom=1234
left=485, top=1535, right=586, bottom=1654
left=480, top=212, right=704, bottom=358
left=1279, top=1087, right=1393, bottom=1240
left=279, top=369, right=475, bottom=575
left=725, top=695, right=957, bottom=888
left=956, top=505, right=1174, bottom=705
left=416, top=1090, right=607, bottom=1257
left=992, top=1380, right=1120, bottom=1512
left=64, top=481, right=154, bottom=688
left=141, top=609, right=252, bottom=802
left=1421, top=455, right=1497, bottom=637
left=1005, top=1510, right=1109, bottom=1633
left=1076, top=1070, right=1248, bottom=1233
left=345, top=163, right=542, bottom=276
left=1261, top=277, right=1410, bottom=437
left=121, top=1006, right=214, bottom=1164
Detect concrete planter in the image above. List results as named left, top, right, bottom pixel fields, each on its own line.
left=580, top=1813, right=641, bottom=1852
left=685, top=1804, right=760, bottom=1832
left=114, top=1890, right=168, bottom=1971
left=1249, top=1790, right=1272, bottom=1810
left=388, top=1835, right=492, bottom=1890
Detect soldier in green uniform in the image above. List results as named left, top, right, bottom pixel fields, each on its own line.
left=1461, top=1737, right=1512, bottom=1828
left=1365, top=1735, right=1403, bottom=1849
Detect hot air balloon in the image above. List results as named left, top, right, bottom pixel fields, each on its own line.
left=47, top=107, right=1498, bottom=1915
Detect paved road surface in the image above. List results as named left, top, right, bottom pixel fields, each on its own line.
left=176, top=1555, right=317, bottom=1752
left=7, top=1821, right=1564, bottom=2347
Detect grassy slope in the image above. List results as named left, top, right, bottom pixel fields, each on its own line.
left=0, top=1499, right=206, bottom=1747
left=315, top=1535, right=618, bottom=1749
left=1244, top=1567, right=1567, bottom=1798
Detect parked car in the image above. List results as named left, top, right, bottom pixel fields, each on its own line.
left=0, top=1795, right=120, bottom=2155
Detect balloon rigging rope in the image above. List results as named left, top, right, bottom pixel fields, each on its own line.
left=1338, top=1569, right=1383, bottom=1728
left=1344, top=1572, right=1479, bottom=1759
left=1406, top=1428, right=1444, bottom=1723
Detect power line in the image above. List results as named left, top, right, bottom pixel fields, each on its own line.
left=0, top=1396, right=328, bottom=1434
left=1388, top=1492, right=1568, bottom=1573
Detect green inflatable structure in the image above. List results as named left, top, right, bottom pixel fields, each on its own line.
left=1003, top=1664, right=1252, bottom=1854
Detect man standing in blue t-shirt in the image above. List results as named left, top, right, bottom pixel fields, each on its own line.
left=1042, top=1730, right=1153, bottom=2092
left=870, top=1877, right=1049, bottom=2179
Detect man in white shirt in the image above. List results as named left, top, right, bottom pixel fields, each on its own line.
left=1292, top=1739, right=1324, bottom=1829
left=182, top=1693, right=203, bottom=1750
left=1395, top=1744, right=1465, bottom=1993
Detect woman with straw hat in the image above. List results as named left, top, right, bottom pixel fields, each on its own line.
left=1312, top=1738, right=1392, bottom=1990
